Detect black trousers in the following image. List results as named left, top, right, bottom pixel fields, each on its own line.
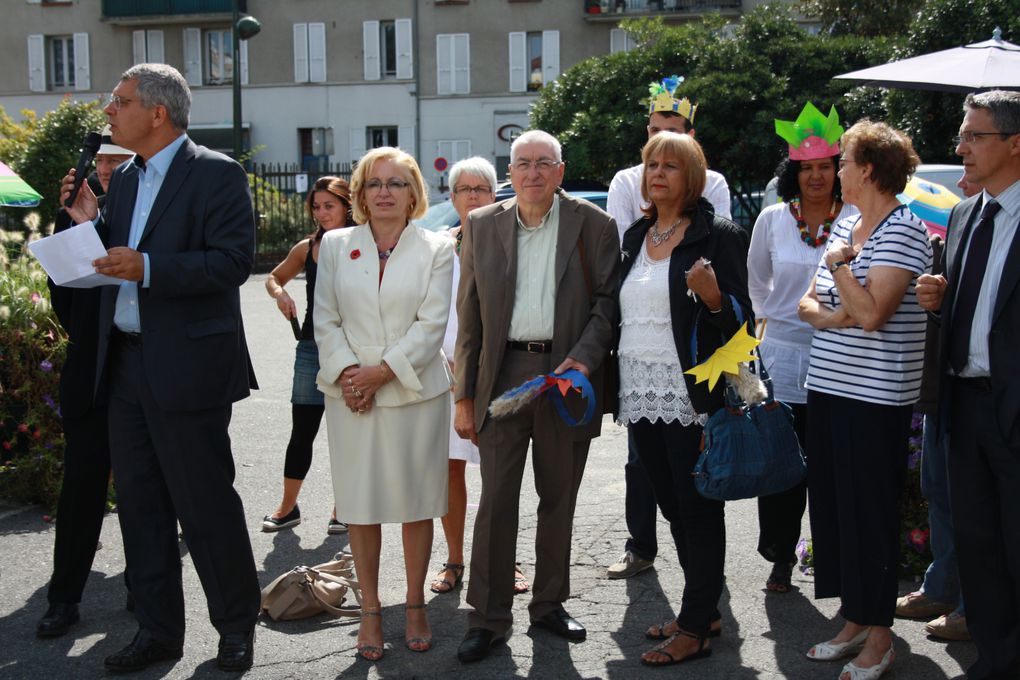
left=949, top=378, right=1020, bottom=680
left=806, top=390, right=910, bottom=627
left=756, top=401, right=808, bottom=564
left=108, top=338, right=260, bottom=646
left=631, top=418, right=724, bottom=635
left=282, top=404, right=325, bottom=480
left=624, top=427, right=658, bottom=561
left=47, top=407, right=111, bottom=604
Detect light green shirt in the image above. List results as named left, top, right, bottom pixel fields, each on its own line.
left=508, top=197, right=559, bottom=341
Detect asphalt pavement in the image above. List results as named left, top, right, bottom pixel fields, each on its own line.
left=0, top=273, right=977, bottom=679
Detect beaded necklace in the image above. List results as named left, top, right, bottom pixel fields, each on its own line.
left=790, top=197, right=836, bottom=247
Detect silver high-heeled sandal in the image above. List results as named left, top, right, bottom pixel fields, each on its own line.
left=806, top=626, right=871, bottom=661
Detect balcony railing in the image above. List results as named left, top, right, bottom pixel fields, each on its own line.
left=102, top=0, right=240, bottom=18
left=583, top=0, right=742, bottom=15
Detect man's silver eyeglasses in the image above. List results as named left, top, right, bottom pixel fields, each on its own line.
left=364, top=179, right=410, bottom=192
left=452, top=185, right=492, bottom=196
left=105, top=94, right=134, bottom=110
left=954, top=130, right=1019, bottom=145
left=511, top=159, right=560, bottom=173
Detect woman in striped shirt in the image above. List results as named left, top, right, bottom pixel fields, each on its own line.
left=797, top=120, right=932, bottom=680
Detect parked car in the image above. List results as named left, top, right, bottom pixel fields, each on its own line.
left=417, top=188, right=609, bottom=231
left=914, top=164, right=965, bottom=198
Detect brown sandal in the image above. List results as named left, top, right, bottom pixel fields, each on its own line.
left=429, top=562, right=464, bottom=594
left=766, top=561, right=795, bottom=593
left=514, top=563, right=530, bottom=595
left=646, top=618, right=722, bottom=640
left=405, top=603, right=432, bottom=652
left=641, top=629, right=712, bottom=666
left=356, top=607, right=383, bottom=661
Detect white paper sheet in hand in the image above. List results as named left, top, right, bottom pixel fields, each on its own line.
left=27, top=222, right=122, bottom=288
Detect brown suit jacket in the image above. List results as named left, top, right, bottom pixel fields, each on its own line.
left=454, top=191, right=620, bottom=440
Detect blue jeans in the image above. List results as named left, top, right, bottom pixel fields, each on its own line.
left=920, top=415, right=964, bottom=615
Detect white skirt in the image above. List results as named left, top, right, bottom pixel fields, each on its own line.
left=448, top=393, right=480, bottom=464
left=325, top=392, right=450, bottom=524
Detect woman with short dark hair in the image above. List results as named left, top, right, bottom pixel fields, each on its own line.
left=798, top=120, right=932, bottom=680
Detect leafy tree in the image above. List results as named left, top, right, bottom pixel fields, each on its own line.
left=795, top=0, right=923, bottom=37
left=8, top=98, right=106, bottom=228
left=0, top=107, right=37, bottom=168
left=531, top=5, right=888, bottom=221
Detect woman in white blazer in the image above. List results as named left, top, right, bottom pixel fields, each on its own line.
left=314, top=147, right=454, bottom=662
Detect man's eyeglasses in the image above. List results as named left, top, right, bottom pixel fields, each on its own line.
left=452, top=185, right=492, bottom=196
left=364, top=179, right=410, bottom=192
left=105, top=94, right=134, bottom=110
left=954, top=130, right=1019, bottom=145
left=511, top=159, right=560, bottom=173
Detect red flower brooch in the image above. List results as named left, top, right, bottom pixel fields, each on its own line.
left=350, top=249, right=361, bottom=260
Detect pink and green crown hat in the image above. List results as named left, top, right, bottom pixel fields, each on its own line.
left=775, top=102, right=843, bottom=161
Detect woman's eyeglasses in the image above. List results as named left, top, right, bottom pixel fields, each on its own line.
left=452, top=185, right=492, bottom=196
left=364, top=179, right=410, bottom=192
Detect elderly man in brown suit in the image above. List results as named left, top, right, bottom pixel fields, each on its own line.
left=454, top=130, right=620, bottom=663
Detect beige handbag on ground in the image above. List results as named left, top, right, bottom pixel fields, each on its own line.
left=260, top=551, right=362, bottom=621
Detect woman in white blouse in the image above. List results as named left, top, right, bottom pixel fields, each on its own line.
left=747, top=105, right=858, bottom=594
left=615, top=132, right=751, bottom=667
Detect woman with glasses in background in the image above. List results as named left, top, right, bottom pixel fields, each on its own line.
left=314, top=147, right=455, bottom=662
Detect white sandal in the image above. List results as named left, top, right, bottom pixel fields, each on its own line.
left=806, top=626, right=871, bottom=661
left=840, top=645, right=895, bottom=679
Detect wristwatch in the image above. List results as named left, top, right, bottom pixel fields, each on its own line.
left=828, top=260, right=848, bottom=274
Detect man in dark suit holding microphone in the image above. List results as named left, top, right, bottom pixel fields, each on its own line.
left=60, top=63, right=260, bottom=673
left=916, top=90, right=1020, bottom=680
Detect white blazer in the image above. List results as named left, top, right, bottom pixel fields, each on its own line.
left=314, top=223, right=455, bottom=406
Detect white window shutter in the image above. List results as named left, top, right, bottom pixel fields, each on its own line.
left=363, top=21, right=380, bottom=81
left=308, top=23, right=326, bottom=83
left=398, top=125, right=415, bottom=154
left=133, top=30, right=147, bottom=64
left=349, top=127, right=366, bottom=164
left=239, top=38, right=249, bottom=85
left=293, top=23, right=308, bottom=83
left=436, top=34, right=452, bottom=96
left=508, top=32, right=526, bottom=93
left=183, top=28, right=202, bottom=86
left=27, top=34, right=45, bottom=92
left=453, top=34, right=470, bottom=94
left=73, top=33, right=90, bottom=91
left=437, top=140, right=453, bottom=165
left=395, top=18, right=413, bottom=80
left=542, top=31, right=559, bottom=85
left=455, top=140, right=472, bottom=161
left=147, top=30, right=165, bottom=63
left=610, top=28, right=626, bottom=54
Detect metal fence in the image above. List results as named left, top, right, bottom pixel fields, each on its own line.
left=250, top=162, right=352, bottom=269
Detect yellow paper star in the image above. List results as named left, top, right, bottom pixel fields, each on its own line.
left=684, top=321, right=761, bottom=391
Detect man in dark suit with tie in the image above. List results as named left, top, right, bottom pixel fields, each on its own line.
left=60, top=63, right=260, bottom=673
left=917, top=90, right=1020, bottom=680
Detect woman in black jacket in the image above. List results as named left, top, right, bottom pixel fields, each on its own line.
left=614, top=131, right=751, bottom=666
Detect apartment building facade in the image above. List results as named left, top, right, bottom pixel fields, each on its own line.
left=2, top=0, right=764, bottom=197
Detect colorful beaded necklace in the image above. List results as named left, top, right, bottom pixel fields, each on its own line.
left=790, top=197, right=836, bottom=247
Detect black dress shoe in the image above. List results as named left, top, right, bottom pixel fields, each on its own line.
left=104, top=629, right=183, bottom=673
left=217, top=630, right=254, bottom=672
left=458, top=628, right=502, bottom=663
left=533, top=608, right=586, bottom=641
left=37, top=603, right=80, bottom=638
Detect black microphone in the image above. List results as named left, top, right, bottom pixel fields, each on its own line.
left=64, top=132, right=103, bottom=208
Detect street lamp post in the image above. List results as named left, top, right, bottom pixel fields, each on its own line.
left=232, top=0, right=260, bottom=160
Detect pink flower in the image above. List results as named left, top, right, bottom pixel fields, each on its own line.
left=350, top=249, right=361, bottom=260
left=17, top=423, right=29, bottom=433
left=30, top=292, right=41, bottom=305
left=909, top=528, right=929, bottom=547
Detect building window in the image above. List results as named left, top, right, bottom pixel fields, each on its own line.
left=49, top=35, right=75, bottom=89
left=28, top=33, right=89, bottom=92
left=293, top=23, right=326, bottom=83
left=436, top=33, right=470, bottom=95
left=610, top=28, right=637, bottom=54
left=508, top=30, right=558, bottom=93
left=363, top=19, right=413, bottom=81
left=205, top=29, right=233, bottom=85
left=367, top=126, right=398, bottom=149
left=132, top=30, right=165, bottom=64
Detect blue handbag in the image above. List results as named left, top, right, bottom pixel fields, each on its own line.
left=687, top=299, right=806, bottom=501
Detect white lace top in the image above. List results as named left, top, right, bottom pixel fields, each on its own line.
left=617, top=245, right=706, bottom=426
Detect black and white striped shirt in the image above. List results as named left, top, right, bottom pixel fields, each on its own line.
left=806, top=206, right=933, bottom=406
